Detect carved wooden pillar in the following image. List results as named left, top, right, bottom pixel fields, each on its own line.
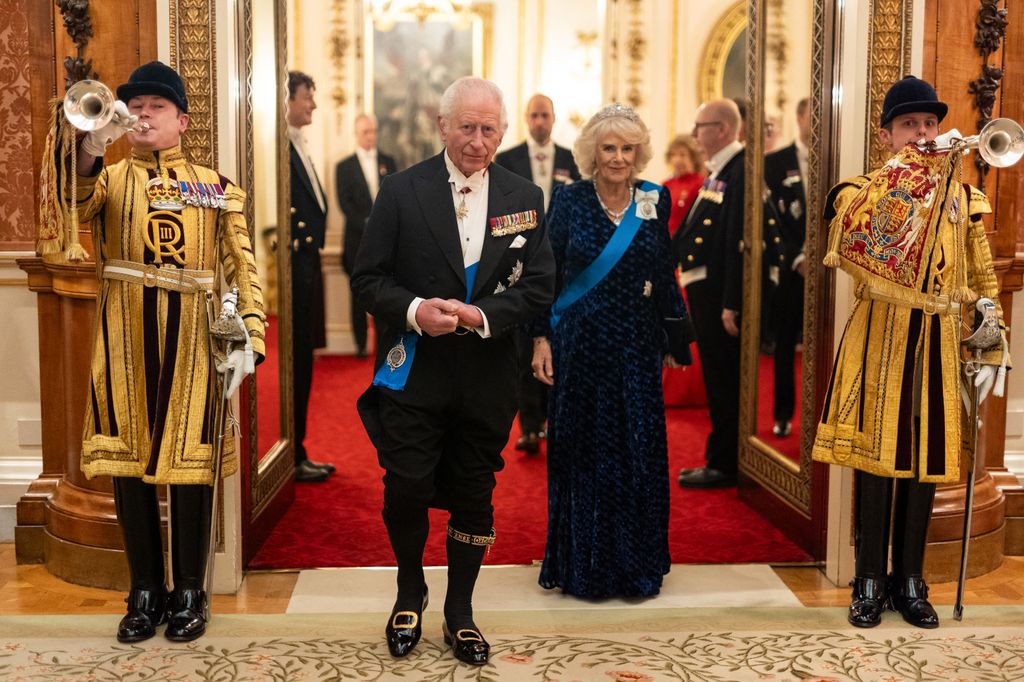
left=13, top=0, right=157, bottom=589
left=921, top=0, right=1024, bottom=582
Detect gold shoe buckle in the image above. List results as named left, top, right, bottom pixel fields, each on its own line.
left=455, top=628, right=483, bottom=642
left=390, top=611, right=419, bottom=629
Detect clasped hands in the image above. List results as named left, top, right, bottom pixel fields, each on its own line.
left=415, top=297, right=483, bottom=336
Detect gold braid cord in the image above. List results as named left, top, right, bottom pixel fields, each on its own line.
left=37, top=98, right=89, bottom=261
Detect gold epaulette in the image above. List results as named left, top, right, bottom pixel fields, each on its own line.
left=967, top=184, right=992, bottom=218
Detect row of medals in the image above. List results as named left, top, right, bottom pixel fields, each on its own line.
left=147, top=176, right=227, bottom=211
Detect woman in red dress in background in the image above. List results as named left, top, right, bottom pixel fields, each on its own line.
left=661, top=135, right=706, bottom=407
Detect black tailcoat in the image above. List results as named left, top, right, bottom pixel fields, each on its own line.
left=335, top=150, right=398, bottom=274
left=289, top=141, right=327, bottom=462
left=352, top=152, right=555, bottom=480
left=494, top=142, right=581, bottom=187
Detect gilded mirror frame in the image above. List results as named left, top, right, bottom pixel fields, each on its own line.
left=238, top=0, right=294, bottom=523
left=738, top=0, right=837, bottom=552
left=698, top=0, right=747, bottom=104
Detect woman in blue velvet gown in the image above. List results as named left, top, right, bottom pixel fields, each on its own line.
left=531, top=104, right=691, bottom=598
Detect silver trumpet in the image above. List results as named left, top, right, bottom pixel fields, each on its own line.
left=921, top=117, right=1024, bottom=168
left=63, top=80, right=150, bottom=133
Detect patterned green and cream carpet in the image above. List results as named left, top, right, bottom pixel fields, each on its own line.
left=1, top=606, right=1021, bottom=681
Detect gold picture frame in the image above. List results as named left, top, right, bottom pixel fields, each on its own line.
left=363, top=4, right=493, bottom=170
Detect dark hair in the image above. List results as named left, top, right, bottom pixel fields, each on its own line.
left=287, top=71, right=315, bottom=99
left=731, top=97, right=748, bottom=123
left=796, top=97, right=810, bottom=118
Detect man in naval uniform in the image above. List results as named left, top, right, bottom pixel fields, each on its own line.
left=73, top=61, right=266, bottom=642
left=352, top=77, right=554, bottom=665
left=335, top=113, right=397, bottom=358
left=286, top=70, right=335, bottom=483
left=494, top=93, right=580, bottom=453
left=764, top=97, right=811, bottom=438
left=813, top=76, right=1009, bottom=629
left=672, top=98, right=745, bottom=488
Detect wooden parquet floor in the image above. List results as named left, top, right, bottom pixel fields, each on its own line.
left=1, top=543, right=1021, bottom=615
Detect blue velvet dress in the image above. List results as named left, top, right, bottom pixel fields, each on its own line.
left=538, top=180, right=687, bottom=598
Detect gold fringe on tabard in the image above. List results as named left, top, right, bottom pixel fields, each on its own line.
left=36, top=98, right=89, bottom=262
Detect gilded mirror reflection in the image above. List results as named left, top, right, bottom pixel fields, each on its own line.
left=753, top=0, right=813, bottom=462
left=251, top=1, right=283, bottom=461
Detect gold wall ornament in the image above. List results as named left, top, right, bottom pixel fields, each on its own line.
left=864, top=0, right=913, bottom=171
left=171, top=0, right=218, bottom=168
left=697, top=0, right=746, bottom=104
left=624, top=0, right=644, bottom=108
left=330, top=0, right=349, bottom=118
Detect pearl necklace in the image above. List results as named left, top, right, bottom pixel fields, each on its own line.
left=596, top=184, right=633, bottom=222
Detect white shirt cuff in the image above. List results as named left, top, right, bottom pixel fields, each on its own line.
left=407, top=297, right=425, bottom=335
left=792, top=252, right=806, bottom=272
left=471, top=306, right=491, bottom=338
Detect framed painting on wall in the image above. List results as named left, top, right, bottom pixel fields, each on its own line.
left=365, top=6, right=492, bottom=171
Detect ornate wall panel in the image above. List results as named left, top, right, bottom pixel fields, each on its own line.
left=171, top=0, right=217, bottom=168
left=0, top=0, right=36, bottom=249
left=865, top=0, right=913, bottom=171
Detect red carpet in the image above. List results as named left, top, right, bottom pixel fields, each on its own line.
left=249, top=351, right=811, bottom=569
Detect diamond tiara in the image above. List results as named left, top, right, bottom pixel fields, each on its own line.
left=591, top=102, right=641, bottom=124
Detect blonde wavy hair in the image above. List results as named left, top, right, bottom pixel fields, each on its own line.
left=573, top=105, right=653, bottom=182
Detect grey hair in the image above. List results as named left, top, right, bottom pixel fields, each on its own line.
left=573, top=108, right=653, bottom=181
left=438, top=77, right=508, bottom=132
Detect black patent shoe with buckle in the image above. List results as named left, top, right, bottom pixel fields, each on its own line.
left=386, top=587, right=429, bottom=657
left=889, top=575, right=939, bottom=629
left=847, top=576, right=887, bottom=628
left=117, top=588, right=168, bottom=643
left=165, top=589, right=208, bottom=641
left=442, top=621, right=490, bottom=666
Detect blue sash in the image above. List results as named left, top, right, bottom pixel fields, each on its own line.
left=373, top=262, right=478, bottom=390
left=550, top=180, right=658, bottom=327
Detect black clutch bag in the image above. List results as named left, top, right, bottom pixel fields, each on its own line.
left=662, top=316, right=694, bottom=366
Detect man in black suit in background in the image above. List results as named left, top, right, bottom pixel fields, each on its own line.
left=286, top=71, right=335, bottom=483
left=336, top=114, right=397, bottom=358
left=764, top=97, right=810, bottom=438
left=673, top=99, right=745, bottom=489
left=353, top=77, right=554, bottom=665
left=494, top=94, right=580, bottom=453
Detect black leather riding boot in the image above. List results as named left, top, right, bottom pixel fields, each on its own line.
left=165, top=484, right=212, bottom=641
left=849, top=471, right=894, bottom=627
left=890, top=477, right=939, bottom=628
left=112, top=477, right=168, bottom=642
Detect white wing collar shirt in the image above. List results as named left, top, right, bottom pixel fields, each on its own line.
left=405, top=150, right=492, bottom=337
left=526, top=137, right=555, bottom=209
left=356, top=146, right=380, bottom=200
left=287, top=125, right=326, bottom=213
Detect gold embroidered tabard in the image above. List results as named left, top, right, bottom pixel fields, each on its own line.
left=813, top=158, right=1008, bottom=484
left=74, top=145, right=266, bottom=485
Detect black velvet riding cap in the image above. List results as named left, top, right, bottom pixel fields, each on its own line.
left=880, top=75, right=946, bottom=127
left=116, top=61, right=189, bottom=113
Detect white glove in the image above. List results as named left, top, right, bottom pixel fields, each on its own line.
left=975, top=364, right=997, bottom=405
left=217, top=347, right=255, bottom=399
left=961, top=364, right=997, bottom=414
left=220, top=290, right=239, bottom=318
left=81, top=101, right=138, bottom=157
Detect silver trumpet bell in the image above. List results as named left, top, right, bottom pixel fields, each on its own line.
left=63, top=80, right=115, bottom=131
left=975, top=118, right=1024, bottom=168
left=63, top=80, right=149, bottom=133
